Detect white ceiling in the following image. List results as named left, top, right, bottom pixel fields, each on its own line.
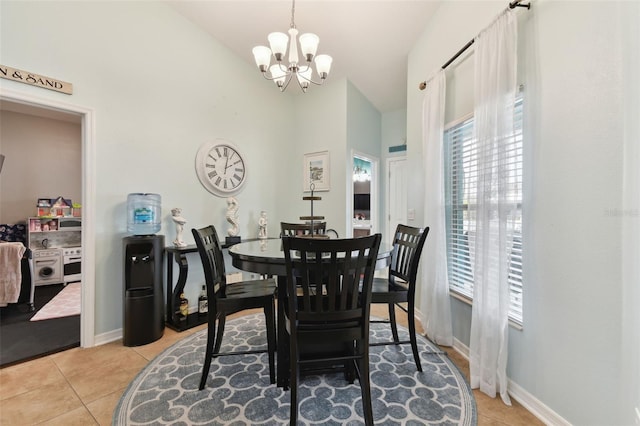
left=166, top=0, right=443, bottom=113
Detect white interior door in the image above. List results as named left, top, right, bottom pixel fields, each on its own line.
left=386, top=157, right=407, bottom=242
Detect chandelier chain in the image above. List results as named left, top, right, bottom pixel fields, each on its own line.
left=290, top=0, right=296, bottom=29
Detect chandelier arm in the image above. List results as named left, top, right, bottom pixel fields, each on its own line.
left=296, top=71, right=326, bottom=86
left=295, top=76, right=308, bottom=93
left=260, top=72, right=284, bottom=82
left=260, top=62, right=292, bottom=81
left=280, top=73, right=294, bottom=92
left=297, top=63, right=312, bottom=73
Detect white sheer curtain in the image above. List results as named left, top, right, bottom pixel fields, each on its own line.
left=469, top=10, right=517, bottom=405
left=420, top=69, right=453, bottom=346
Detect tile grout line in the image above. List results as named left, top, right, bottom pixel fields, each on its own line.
left=47, top=353, right=100, bottom=425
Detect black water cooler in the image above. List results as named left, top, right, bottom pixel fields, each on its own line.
left=123, top=235, right=165, bottom=346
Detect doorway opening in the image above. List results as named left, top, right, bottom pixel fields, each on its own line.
left=350, top=151, right=378, bottom=238
left=1, top=88, right=96, bottom=350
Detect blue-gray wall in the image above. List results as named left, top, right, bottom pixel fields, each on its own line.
left=407, top=1, right=639, bottom=424
left=2, top=1, right=638, bottom=424
left=0, top=1, right=378, bottom=335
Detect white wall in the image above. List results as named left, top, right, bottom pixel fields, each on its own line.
left=380, top=109, right=407, bottom=241
left=1, top=0, right=382, bottom=336
left=381, top=109, right=407, bottom=156
left=620, top=1, right=640, bottom=422
left=290, top=79, right=349, bottom=237
left=407, top=1, right=638, bottom=424
left=347, top=81, right=382, bottom=158
left=346, top=81, right=382, bottom=235
left=0, top=0, right=296, bottom=334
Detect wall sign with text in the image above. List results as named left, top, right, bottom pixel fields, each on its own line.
left=0, top=64, right=73, bottom=95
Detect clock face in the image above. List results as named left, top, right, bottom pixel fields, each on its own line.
left=195, top=140, right=247, bottom=196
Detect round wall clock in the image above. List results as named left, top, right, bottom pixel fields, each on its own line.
left=195, top=140, right=247, bottom=197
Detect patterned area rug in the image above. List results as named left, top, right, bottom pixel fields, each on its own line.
left=30, top=282, right=80, bottom=321
left=114, top=314, right=476, bottom=425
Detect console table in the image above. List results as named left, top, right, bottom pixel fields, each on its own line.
left=165, top=245, right=200, bottom=331
left=165, top=239, right=259, bottom=331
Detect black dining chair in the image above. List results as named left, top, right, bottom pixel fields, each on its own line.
left=280, top=221, right=327, bottom=237
left=370, top=224, right=429, bottom=371
left=282, top=233, right=381, bottom=426
left=192, top=225, right=277, bottom=390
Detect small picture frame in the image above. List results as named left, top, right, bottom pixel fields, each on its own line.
left=303, top=151, right=330, bottom=192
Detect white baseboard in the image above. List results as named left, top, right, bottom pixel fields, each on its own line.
left=451, top=337, right=570, bottom=426
left=508, top=380, right=571, bottom=426
left=94, top=328, right=122, bottom=346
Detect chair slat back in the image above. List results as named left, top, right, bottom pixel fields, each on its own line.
left=192, top=225, right=227, bottom=299
left=389, top=224, right=429, bottom=285
left=280, top=222, right=327, bottom=237
left=283, top=234, right=381, bottom=324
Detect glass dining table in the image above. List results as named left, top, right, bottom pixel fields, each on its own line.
left=228, top=237, right=392, bottom=388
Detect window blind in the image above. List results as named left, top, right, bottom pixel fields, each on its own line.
left=444, top=97, right=524, bottom=324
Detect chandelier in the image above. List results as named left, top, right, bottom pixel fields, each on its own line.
left=251, top=0, right=332, bottom=92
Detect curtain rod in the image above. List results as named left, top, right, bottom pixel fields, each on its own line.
left=418, top=0, right=531, bottom=91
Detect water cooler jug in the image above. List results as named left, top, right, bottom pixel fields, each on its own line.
left=127, top=193, right=161, bottom=235
left=123, top=234, right=164, bottom=346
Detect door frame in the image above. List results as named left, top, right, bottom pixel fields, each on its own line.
left=1, top=88, right=96, bottom=347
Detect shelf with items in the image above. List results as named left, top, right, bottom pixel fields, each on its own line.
left=165, top=240, right=256, bottom=332
left=27, top=217, right=82, bottom=250
left=28, top=217, right=82, bottom=232
left=28, top=217, right=59, bottom=232
left=164, top=245, right=198, bottom=331
left=300, top=184, right=327, bottom=237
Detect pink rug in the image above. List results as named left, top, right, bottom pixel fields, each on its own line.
left=30, top=282, right=81, bottom=321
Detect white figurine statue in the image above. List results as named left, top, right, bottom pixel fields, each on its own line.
left=226, top=197, right=239, bottom=237
left=258, top=210, right=268, bottom=239
left=171, top=208, right=188, bottom=247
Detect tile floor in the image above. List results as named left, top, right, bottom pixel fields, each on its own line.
left=0, top=307, right=543, bottom=425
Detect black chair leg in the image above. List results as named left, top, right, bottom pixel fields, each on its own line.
left=213, top=314, right=226, bottom=354
left=282, top=326, right=291, bottom=391
left=357, top=348, right=374, bottom=426
left=199, top=316, right=217, bottom=390
left=264, top=301, right=277, bottom=384
left=289, top=343, right=299, bottom=425
left=407, top=304, right=422, bottom=372
left=340, top=342, right=355, bottom=383
left=388, top=303, right=400, bottom=343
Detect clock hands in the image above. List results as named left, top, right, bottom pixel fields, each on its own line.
left=225, top=158, right=242, bottom=172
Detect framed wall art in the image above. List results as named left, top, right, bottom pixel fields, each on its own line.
left=303, top=151, right=330, bottom=192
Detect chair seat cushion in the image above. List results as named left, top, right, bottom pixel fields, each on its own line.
left=371, top=277, right=409, bottom=303
left=225, top=279, right=276, bottom=298
left=371, top=277, right=408, bottom=292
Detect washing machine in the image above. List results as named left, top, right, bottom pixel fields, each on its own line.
left=33, top=248, right=63, bottom=286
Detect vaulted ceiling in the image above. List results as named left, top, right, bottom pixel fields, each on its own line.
left=166, top=1, right=442, bottom=113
